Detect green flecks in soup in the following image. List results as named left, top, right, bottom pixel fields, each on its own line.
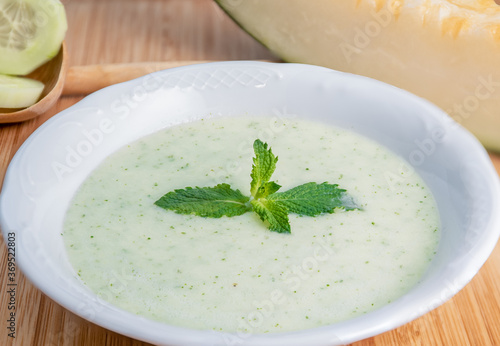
left=63, top=116, right=440, bottom=333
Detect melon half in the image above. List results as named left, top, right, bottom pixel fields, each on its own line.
left=216, top=0, right=500, bottom=151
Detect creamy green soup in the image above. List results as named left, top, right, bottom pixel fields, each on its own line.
left=63, top=116, right=440, bottom=333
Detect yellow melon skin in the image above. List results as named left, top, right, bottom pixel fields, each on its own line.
left=216, top=0, right=500, bottom=151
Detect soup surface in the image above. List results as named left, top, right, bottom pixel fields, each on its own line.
left=63, top=116, right=440, bottom=333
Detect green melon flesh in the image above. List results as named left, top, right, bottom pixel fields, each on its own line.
left=0, top=0, right=67, bottom=75
left=0, top=74, right=44, bottom=108
left=215, top=0, right=500, bottom=151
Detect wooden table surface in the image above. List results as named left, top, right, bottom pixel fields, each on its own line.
left=1, top=0, right=500, bottom=345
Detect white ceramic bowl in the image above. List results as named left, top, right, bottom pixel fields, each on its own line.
left=1, top=62, right=499, bottom=346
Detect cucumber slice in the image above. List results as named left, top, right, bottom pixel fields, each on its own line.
left=0, top=0, right=67, bottom=75
left=0, top=74, right=44, bottom=108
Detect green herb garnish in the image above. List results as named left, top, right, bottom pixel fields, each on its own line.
left=155, top=139, right=360, bottom=233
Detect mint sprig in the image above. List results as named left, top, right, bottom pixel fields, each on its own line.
left=155, top=139, right=360, bottom=233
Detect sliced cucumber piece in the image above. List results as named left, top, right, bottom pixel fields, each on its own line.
left=0, top=74, right=44, bottom=108
left=0, top=0, right=67, bottom=75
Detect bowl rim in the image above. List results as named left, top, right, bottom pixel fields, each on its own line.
left=1, top=61, right=499, bottom=346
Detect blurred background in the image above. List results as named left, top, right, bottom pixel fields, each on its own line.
left=64, top=0, right=275, bottom=66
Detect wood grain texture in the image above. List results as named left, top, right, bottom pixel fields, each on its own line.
left=0, top=1, right=499, bottom=345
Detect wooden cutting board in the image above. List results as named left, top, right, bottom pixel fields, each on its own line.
left=1, top=1, right=499, bottom=345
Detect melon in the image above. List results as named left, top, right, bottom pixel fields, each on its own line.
left=216, top=0, right=500, bottom=151
left=0, top=74, right=44, bottom=108
left=0, top=0, right=67, bottom=76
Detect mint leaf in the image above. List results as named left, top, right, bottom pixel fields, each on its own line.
left=250, top=199, right=290, bottom=234
left=250, top=139, right=279, bottom=197
left=267, top=182, right=360, bottom=216
left=255, top=181, right=281, bottom=199
left=155, top=183, right=251, bottom=218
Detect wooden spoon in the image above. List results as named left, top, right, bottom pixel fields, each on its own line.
left=62, top=60, right=213, bottom=96
left=0, top=42, right=67, bottom=124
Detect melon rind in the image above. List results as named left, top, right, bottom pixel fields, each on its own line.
left=216, top=0, right=500, bottom=151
